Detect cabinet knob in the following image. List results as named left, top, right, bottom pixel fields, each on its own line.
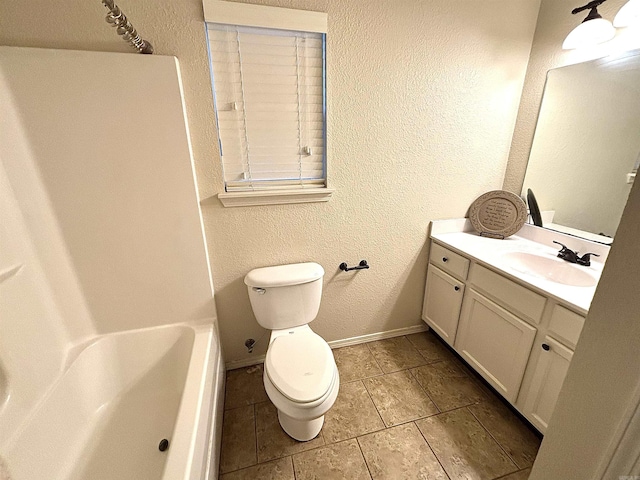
left=442, top=257, right=448, bottom=263
left=454, top=286, right=460, bottom=291
left=542, top=343, right=550, bottom=351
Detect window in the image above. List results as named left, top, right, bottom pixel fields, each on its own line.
left=203, top=1, right=332, bottom=207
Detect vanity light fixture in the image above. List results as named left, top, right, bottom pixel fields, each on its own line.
left=563, top=0, right=616, bottom=49
left=614, top=0, right=640, bottom=27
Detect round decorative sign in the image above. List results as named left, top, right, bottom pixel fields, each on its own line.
left=469, top=190, right=527, bottom=238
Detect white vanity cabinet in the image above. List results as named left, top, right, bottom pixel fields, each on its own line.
left=519, top=336, right=573, bottom=432
left=516, top=304, right=583, bottom=431
left=421, top=243, right=469, bottom=346
left=422, top=239, right=588, bottom=433
left=455, top=289, right=536, bottom=402
left=422, top=267, right=464, bottom=346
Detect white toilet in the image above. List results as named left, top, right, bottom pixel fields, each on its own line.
left=244, top=262, right=340, bottom=441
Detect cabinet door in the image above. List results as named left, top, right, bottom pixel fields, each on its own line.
left=521, top=336, right=573, bottom=433
left=422, top=265, right=464, bottom=346
left=455, top=289, right=536, bottom=402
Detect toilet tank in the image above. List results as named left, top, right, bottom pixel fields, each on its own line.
left=244, top=262, right=324, bottom=330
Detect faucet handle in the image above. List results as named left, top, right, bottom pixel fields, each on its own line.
left=552, top=240, right=569, bottom=252
left=553, top=240, right=579, bottom=263
left=577, top=252, right=600, bottom=267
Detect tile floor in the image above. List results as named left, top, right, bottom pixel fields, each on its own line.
left=220, top=330, right=541, bottom=480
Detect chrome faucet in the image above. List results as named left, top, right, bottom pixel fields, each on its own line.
left=553, top=241, right=600, bottom=266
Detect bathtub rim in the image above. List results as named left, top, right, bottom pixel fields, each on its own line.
left=162, top=318, right=223, bottom=480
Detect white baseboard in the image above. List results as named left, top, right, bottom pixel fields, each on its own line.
left=327, top=323, right=429, bottom=349
left=224, top=322, right=429, bottom=371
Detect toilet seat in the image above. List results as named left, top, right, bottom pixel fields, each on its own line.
left=265, top=330, right=336, bottom=404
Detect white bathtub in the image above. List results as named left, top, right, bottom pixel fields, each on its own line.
left=1, top=322, right=224, bottom=480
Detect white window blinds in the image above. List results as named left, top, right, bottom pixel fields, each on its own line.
left=207, top=23, right=326, bottom=192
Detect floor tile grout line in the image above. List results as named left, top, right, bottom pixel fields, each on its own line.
left=289, top=438, right=367, bottom=473
left=378, top=393, right=482, bottom=428
left=463, top=405, right=521, bottom=476
left=411, top=367, right=492, bottom=415
left=411, top=348, right=442, bottom=366
left=219, top=398, right=245, bottom=476
left=333, top=346, right=384, bottom=383
left=289, top=455, right=297, bottom=480
left=466, top=405, right=525, bottom=471
left=414, top=420, right=453, bottom=480
left=324, top=423, right=386, bottom=448
left=323, top=382, right=386, bottom=445
left=221, top=455, right=295, bottom=478
left=407, top=363, right=442, bottom=414
left=219, top=401, right=227, bottom=476
left=493, top=467, right=532, bottom=479
left=341, top=372, right=385, bottom=386
left=361, top=359, right=444, bottom=428
left=374, top=402, right=489, bottom=436
left=254, top=402, right=312, bottom=466
left=437, top=401, right=483, bottom=415
left=407, top=331, right=456, bottom=366
left=372, top=367, right=442, bottom=428
left=402, top=334, right=432, bottom=363
left=220, top=403, right=260, bottom=475
left=365, top=335, right=428, bottom=374
left=364, top=341, right=384, bottom=373
left=253, top=402, right=259, bottom=468
left=354, top=436, right=375, bottom=480
left=359, top=376, right=390, bottom=429
left=374, top=414, right=436, bottom=429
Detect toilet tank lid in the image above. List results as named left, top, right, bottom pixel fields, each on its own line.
left=244, top=262, right=324, bottom=288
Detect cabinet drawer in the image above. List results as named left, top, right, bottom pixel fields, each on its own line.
left=469, top=264, right=546, bottom=325
left=430, top=242, right=470, bottom=281
left=548, top=305, right=585, bottom=349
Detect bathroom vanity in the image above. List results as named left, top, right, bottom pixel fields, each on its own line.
left=422, top=219, right=609, bottom=433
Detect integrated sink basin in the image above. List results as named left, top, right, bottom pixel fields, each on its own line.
left=501, top=251, right=598, bottom=287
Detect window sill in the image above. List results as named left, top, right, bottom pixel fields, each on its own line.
left=217, top=188, right=335, bottom=207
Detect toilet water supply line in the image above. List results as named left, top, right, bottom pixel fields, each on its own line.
left=101, top=0, right=154, bottom=54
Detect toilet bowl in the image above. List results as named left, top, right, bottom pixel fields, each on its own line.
left=244, top=262, right=339, bottom=441
left=263, top=326, right=339, bottom=440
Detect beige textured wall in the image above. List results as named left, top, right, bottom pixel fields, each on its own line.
left=503, top=0, right=630, bottom=193
left=0, top=0, right=540, bottom=363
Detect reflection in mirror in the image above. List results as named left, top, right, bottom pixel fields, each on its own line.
left=522, top=49, right=640, bottom=244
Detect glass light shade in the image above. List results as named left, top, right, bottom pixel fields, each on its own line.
left=614, top=0, right=640, bottom=27
left=563, top=17, right=616, bottom=49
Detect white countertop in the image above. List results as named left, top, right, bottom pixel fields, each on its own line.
left=430, top=228, right=605, bottom=315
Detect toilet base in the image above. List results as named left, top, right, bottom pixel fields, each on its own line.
left=277, top=410, right=324, bottom=442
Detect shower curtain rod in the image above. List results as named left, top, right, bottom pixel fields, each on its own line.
left=101, top=0, right=154, bottom=54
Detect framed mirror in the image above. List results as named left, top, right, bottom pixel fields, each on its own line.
left=521, top=49, right=640, bottom=244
